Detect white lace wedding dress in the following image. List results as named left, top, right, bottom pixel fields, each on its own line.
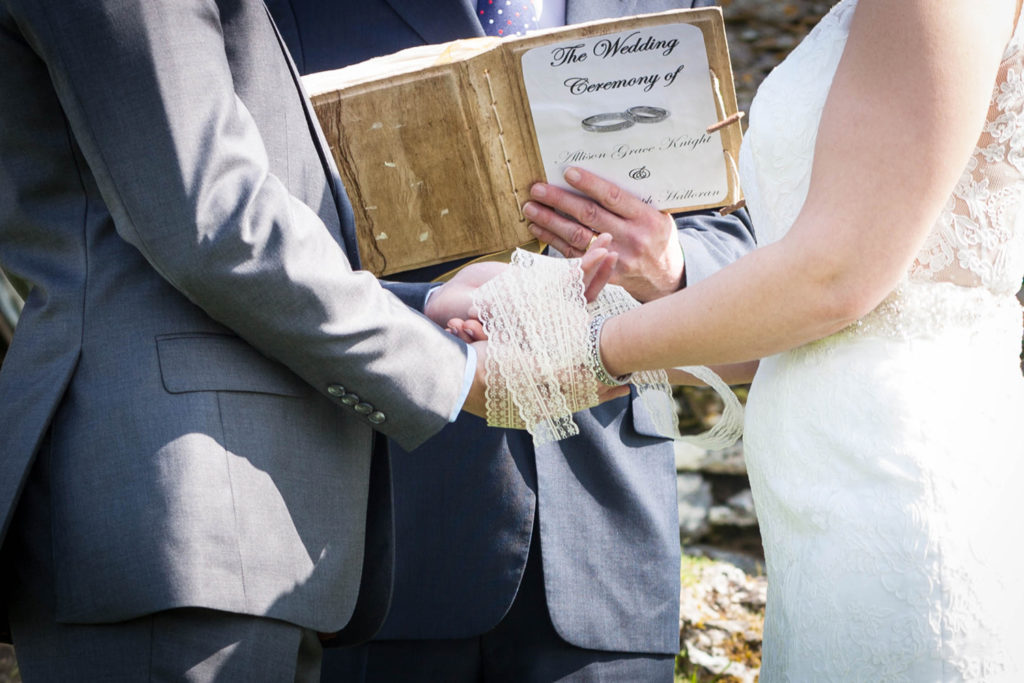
left=739, top=1, right=1024, bottom=680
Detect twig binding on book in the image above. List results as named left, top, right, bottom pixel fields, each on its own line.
left=707, top=67, right=744, bottom=214
left=719, top=150, right=746, bottom=215
left=706, top=111, right=744, bottom=134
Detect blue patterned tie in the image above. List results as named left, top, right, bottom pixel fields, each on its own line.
left=477, top=0, right=539, bottom=37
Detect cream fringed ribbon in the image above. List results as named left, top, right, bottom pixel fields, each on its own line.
left=472, top=249, right=745, bottom=448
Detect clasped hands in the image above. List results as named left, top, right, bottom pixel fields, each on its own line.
left=424, top=167, right=683, bottom=418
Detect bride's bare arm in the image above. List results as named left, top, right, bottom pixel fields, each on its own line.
left=585, top=0, right=1018, bottom=375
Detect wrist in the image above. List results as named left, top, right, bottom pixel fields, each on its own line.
left=588, top=315, right=632, bottom=386
left=422, top=284, right=444, bottom=323
left=640, top=235, right=685, bottom=301
left=674, top=239, right=687, bottom=290
left=663, top=238, right=686, bottom=294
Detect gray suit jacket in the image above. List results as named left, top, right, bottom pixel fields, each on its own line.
left=268, top=0, right=753, bottom=655
left=0, top=0, right=471, bottom=636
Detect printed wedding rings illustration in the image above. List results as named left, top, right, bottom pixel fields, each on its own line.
left=581, top=106, right=670, bottom=132
left=625, top=105, right=670, bottom=123
left=580, top=111, right=635, bottom=133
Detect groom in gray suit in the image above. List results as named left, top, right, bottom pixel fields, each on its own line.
left=268, top=0, right=754, bottom=680
left=0, top=0, right=499, bottom=679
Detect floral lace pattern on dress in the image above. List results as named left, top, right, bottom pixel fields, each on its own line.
left=911, top=28, right=1024, bottom=295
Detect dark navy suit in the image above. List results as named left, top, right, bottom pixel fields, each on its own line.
left=267, top=0, right=754, bottom=679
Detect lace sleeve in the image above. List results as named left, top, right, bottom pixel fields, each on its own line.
left=472, top=249, right=744, bottom=448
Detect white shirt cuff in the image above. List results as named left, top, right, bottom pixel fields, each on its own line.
left=423, top=283, right=442, bottom=310
left=449, top=343, right=477, bottom=422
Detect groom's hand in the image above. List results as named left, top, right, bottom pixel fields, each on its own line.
left=522, top=166, right=685, bottom=302
left=423, top=261, right=507, bottom=328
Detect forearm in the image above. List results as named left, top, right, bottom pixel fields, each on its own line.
left=600, top=238, right=866, bottom=375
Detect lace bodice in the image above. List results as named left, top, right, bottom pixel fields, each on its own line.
left=740, top=0, right=1024, bottom=298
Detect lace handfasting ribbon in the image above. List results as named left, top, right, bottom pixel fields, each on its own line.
left=472, top=250, right=744, bottom=448
left=472, top=250, right=595, bottom=443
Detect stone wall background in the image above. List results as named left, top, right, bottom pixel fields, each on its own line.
left=721, top=0, right=834, bottom=115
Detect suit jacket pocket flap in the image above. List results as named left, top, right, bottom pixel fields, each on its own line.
left=630, top=389, right=665, bottom=439
left=157, top=333, right=308, bottom=397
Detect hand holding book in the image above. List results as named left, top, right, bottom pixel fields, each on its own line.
left=523, top=167, right=685, bottom=302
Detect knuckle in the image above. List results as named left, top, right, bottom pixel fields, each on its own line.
left=605, top=183, right=624, bottom=207
left=580, top=202, right=600, bottom=225
left=572, top=225, right=594, bottom=247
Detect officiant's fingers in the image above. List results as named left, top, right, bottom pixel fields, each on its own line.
left=561, top=167, right=648, bottom=221
left=525, top=173, right=648, bottom=251
left=533, top=167, right=643, bottom=241
left=523, top=199, right=600, bottom=258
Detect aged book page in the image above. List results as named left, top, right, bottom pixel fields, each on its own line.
left=304, top=8, right=741, bottom=276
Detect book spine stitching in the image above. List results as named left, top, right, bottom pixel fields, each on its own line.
left=484, top=70, right=525, bottom=220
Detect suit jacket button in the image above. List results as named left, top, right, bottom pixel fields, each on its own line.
left=341, top=393, right=360, bottom=406
left=354, top=402, right=373, bottom=415
left=326, top=384, right=346, bottom=397
left=368, top=411, right=386, bottom=424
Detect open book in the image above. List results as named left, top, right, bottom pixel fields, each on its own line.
left=304, top=8, right=743, bottom=276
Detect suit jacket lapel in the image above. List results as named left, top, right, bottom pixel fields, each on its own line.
left=383, top=0, right=485, bottom=43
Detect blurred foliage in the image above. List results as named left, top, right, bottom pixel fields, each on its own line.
left=676, top=384, right=749, bottom=435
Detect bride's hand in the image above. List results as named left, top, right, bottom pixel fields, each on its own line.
left=443, top=233, right=617, bottom=343
left=444, top=317, right=485, bottom=343
left=523, top=166, right=684, bottom=302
